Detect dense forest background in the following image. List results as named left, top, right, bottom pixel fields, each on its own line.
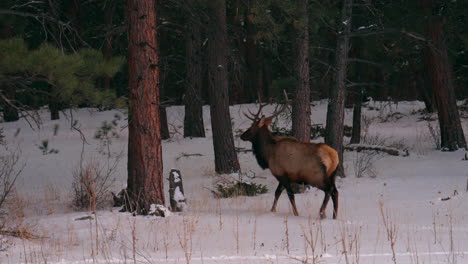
left=0, top=0, right=467, bottom=216
left=1, top=0, right=466, bottom=108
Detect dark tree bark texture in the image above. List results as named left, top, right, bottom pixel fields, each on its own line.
left=207, top=0, right=240, bottom=174
left=291, top=0, right=311, bottom=142
left=245, top=0, right=264, bottom=103
left=1, top=21, right=19, bottom=122
left=184, top=1, right=206, bottom=138
left=350, top=87, right=362, bottom=144
left=424, top=18, right=466, bottom=150
left=160, top=106, right=170, bottom=140
left=2, top=84, right=19, bottom=122
left=49, top=95, right=61, bottom=120
left=325, top=0, right=353, bottom=177
left=103, top=1, right=115, bottom=91
left=126, top=0, right=165, bottom=213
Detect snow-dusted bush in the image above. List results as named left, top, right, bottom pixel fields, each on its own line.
left=213, top=180, right=268, bottom=198
left=211, top=173, right=268, bottom=198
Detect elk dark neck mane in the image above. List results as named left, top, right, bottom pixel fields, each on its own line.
left=251, top=127, right=275, bottom=169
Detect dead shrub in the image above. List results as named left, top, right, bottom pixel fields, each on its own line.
left=353, top=150, right=383, bottom=178
left=0, top=148, right=24, bottom=223
left=71, top=154, right=122, bottom=211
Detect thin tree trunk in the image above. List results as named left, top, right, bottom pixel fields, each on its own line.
left=207, top=0, right=240, bottom=174
left=325, top=0, right=353, bottom=177
left=412, top=56, right=435, bottom=113
left=2, top=84, right=19, bottom=122
left=103, top=1, right=115, bottom=91
left=184, top=5, right=206, bottom=138
left=424, top=17, right=466, bottom=150
left=291, top=0, right=311, bottom=142
left=350, top=87, right=362, bottom=144
left=1, top=21, right=19, bottom=122
left=49, top=94, right=61, bottom=120
left=160, top=106, right=170, bottom=140
left=246, top=1, right=263, bottom=102
left=126, top=0, right=165, bottom=213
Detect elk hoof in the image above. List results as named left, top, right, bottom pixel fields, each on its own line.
left=320, top=212, right=326, bottom=219
left=270, top=208, right=276, bottom=213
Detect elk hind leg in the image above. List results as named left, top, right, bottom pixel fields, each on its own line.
left=319, top=191, right=331, bottom=219
left=331, top=185, right=339, bottom=219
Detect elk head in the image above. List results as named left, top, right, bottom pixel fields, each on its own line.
left=240, top=91, right=290, bottom=142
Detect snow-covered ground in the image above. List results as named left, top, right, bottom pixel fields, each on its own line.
left=0, top=101, right=467, bottom=263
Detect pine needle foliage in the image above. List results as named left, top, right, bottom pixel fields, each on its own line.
left=0, top=38, right=125, bottom=109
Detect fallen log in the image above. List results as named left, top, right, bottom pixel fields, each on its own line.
left=345, top=144, right=409, bottom=157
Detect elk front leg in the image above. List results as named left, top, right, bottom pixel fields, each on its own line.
left=271, top=182, right=285, bottom=212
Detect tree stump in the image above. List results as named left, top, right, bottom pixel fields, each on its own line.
left=168, top=169, right=187, bottom=212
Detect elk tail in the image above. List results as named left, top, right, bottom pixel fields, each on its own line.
left=317, top=144, right=339, bottom=178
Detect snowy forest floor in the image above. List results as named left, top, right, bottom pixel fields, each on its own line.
left=1, top=100, right=467, bottom=264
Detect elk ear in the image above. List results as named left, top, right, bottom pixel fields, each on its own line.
left=264, top=118, right=272, bottom=127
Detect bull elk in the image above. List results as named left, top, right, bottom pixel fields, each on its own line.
left=240, top=92, right=339, bottom=219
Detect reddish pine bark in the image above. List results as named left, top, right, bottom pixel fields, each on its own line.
left=126, top=0, right=165, bottom=213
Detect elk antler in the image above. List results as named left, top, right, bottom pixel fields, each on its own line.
left=244, top=102, right=268, bottom=121
left=244, top=90, right=291, bottom=121
left=265, top=90, right=290, bottom=121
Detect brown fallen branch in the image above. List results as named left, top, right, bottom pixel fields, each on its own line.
left=175, top=152, right=204, bottom=161
left=235, top=147, right=252, bottom=153
left=0, top=229, right=44, bottom=240
left=345, top=144, right=409, bottom=157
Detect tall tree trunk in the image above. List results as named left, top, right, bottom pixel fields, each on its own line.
left=325, top=0, right=353, bottom=177
left=207, top=0, right=240, bottom=174
left=1, top=21, right=19, bottom=122
left=350, top=87, right=362, bottom=144
left=160, top=106, right=170, bottom=140
left=103, top=1, right=115, bottom=91
left=291, top=0, right=311, bottom=142
left=245, top=1, right=263, bottom=102
left=411, top=56, right=435, bottom=113
left=49, top=94, right=61, bottom=120
left=2, top=84, right=19, bottom=122
left=184, top=2, right=206, bottom=138
left=126, top=0, right=165, bottom=213
left=424, top=17, right=466, bottom=150
left=0, top=22, right=19, bottom=122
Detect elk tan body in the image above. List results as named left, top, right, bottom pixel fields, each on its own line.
left=269, top=139, right=338, bottom=188
left=241, top=93, right=339, bottom=218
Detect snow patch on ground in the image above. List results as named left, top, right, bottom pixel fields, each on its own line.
left=0, top=101, right=467, bottom=263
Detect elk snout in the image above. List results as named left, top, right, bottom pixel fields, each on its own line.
left=240, top=129, right=253, bottom=141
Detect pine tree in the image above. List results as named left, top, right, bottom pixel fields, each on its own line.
left=207, top=0, right=240, bottom=174
left=126, top=0, right=165, bottom=213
